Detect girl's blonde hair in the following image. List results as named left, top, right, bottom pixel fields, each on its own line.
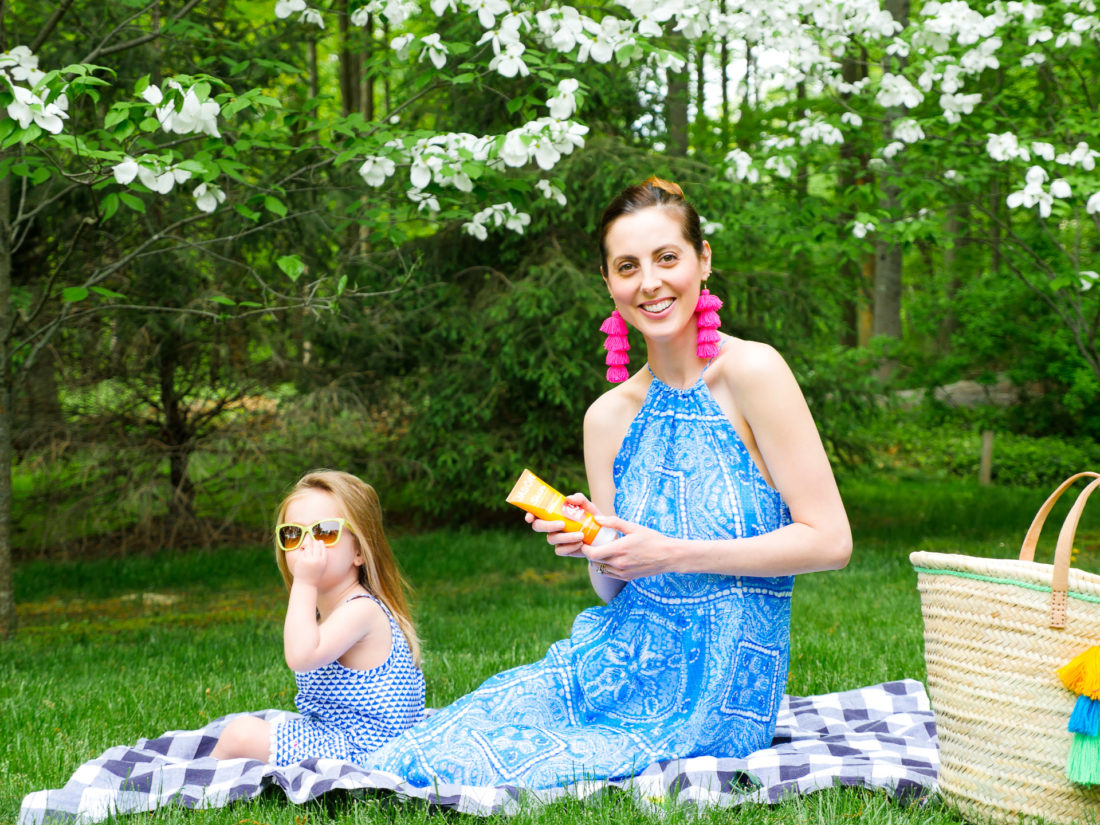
left=274, top=469, right=421, bottom=665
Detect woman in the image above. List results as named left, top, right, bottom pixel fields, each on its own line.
left=363, top=176, right=851, bottom=788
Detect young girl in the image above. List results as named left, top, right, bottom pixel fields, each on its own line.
left=212, top=470, right=424, bottom=765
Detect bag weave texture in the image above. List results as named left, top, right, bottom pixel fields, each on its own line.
left=911, top=472, right=1100, bottom=825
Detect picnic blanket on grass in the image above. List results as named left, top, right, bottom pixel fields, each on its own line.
left=18, top=679, right=938, bottom=823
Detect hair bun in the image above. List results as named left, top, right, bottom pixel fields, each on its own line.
left=643, top=175, right=685, bottom=199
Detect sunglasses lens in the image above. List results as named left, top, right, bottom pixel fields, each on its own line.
left=313, top=520, right=343, bottom=545
left=278, top=525, right=303, bottom=550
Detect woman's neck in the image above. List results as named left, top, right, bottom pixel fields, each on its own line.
left=645, top=330, right=715, bottom=389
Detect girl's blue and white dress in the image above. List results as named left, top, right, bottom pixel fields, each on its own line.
left=364, top=374, right=794, bottom=787
left=271, top=594, right=425, bottom=765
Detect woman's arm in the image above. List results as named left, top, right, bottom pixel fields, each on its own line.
left=586, top=343, right=852, bottom=580
left=580, top=396, right=629, bottom=602
left=524, top=387, right=636, bottom=602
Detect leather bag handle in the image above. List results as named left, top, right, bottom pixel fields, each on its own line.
left=1018, top=471, right=1100, bottom=562
left=1047, top=475, right=1100, bottom=628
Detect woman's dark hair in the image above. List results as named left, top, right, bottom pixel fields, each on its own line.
left=597, top=176, right=704, bottom=269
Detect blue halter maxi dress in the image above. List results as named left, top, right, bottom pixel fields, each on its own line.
left=363, top=374, right=794, bottom=787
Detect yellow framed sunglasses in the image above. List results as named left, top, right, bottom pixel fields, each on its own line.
left=276, top=518, right=349, bottom=551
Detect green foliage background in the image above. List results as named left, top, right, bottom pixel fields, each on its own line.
left=5, top=1, right=1100, bottom=555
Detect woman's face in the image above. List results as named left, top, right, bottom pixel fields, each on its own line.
left=602, top=206, right=711, bottom=344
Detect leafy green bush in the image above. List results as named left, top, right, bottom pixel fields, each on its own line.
left=861, top=418, right=1100, bottom=489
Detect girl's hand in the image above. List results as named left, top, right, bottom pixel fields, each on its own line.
left=290, top=535, right=328, bottom=586
left=524, top=493, right=597, bottom=559
left=583, top=515, right=672, bottom=580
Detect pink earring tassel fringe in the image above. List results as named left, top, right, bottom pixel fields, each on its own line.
left=600, top=310, right=630, bottom=383
left=695, top=288, right=723, bottom=359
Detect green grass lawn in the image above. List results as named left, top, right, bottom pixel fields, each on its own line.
left=4, top=478, right=1097, bottom=825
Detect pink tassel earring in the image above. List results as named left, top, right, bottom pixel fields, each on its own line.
left=600, top=310, right=630, bottom=383
left=695, top=286, right=723, bottom=359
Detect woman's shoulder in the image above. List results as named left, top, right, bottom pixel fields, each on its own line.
left=712, top=337, right=792, bottom=390
left=584, top=372, right=649, bottom=434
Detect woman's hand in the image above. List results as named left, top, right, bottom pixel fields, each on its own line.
left=583, top=515, right=674, bottom=580
left=524, top=493, right=596, bottom=558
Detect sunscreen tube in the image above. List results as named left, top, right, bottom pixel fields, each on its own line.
left=506, top=469, right=616, bottom=546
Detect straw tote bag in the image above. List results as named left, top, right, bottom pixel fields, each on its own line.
left=910, top=472, right=1100, bottom=825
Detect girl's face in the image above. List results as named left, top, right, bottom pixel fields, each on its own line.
left=282, top=489, right=363, bottom=588
left=602, top=206, right=711, bottom=345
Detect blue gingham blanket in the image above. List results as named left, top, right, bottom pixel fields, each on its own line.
left=18, top=679, right=937, bottom=823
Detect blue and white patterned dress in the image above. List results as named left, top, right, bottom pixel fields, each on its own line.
left=363, top=373, right=794, bottom=786
left=271, top=593, right=425, bottom=765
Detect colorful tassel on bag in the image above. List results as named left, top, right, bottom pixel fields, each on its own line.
left=1058, top=646, right=1100, bottom=785
left=600, top=310, right=630, bottom=384
left=695, top=288, right=723, bottom=360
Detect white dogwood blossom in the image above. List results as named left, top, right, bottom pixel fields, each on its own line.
left=491, top=41, right=530, bottom=77
left=1031, top=142, right=1056, bottom=161
left=877, top=73, right=923, bottom=108
left=987, top=132, right=1030, bottom=162
left=764, top=154, right=795, bottom=179
left=794, top=115, right=844, bottom=146
left=535, top=179, right=567, bottom=205
left=893, top=119, right=925, bottom=144
left=468, top=0, right=510, bottom=29
left=390, top=34, right=415, bottom=60
left=274, top=0, right=306, bottom=18
left=724, top=148, right=759, bottom=183
left=546, top=78, right=579, bottom=120
left=260, top=0, right=1098, bottom=257
left=0, top=45, right=44, bottom=83
left=407, top=188, right=441, bottom=214
left=193, top=182, right=227, bottom=213
left=112, top=157, right=192, bottom=194
left=1057, top=142, right=1098, bottom=171
left=359, top=156, right=397, bottom=187
left=940, top=92, right=981, bottom=123
left=1088, top=192, right=1100, bottom=215
left=1, top=46, right=69, bottom=134
left=275, top=0, right=323, bottom=26
left=699, top=217, right=724, bottom=236
left=419, top=34, right=450, bottom=69
left=1005, top=166, right=1063, bottom=218
left=145, top=80, right=221, bottom=137
left=852, top=220, right=875, bottom=238
left=301, top=7, right=324, bottom=26
left=463, top=201, right=530, bottom=238
left=6, top=83, right=68, bottom=133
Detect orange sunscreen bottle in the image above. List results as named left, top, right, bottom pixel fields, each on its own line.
left=506, top=469, right=616, bottom=546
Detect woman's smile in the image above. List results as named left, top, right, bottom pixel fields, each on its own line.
left=640, top=297, right=675, bottom=315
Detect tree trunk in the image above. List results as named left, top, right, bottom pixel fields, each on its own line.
left=158, top=339, right=195, bottom=527
left=15, top=344, right=64, bottom=451
left=0, top=169, right=14, bottom=639
left=665, top=35, right=689, bottom=156
left=938, top=203, right=964, bottom=347
left=873, top=235, right=903, bottom=338
left=338, top=0, right=360, bottom=116
left=362, top=14, right=374, bottom=122
left=838, top=46, right=866, bottom=347
left=720, top=2, right=729, bottom=147
left=873, top=0, right=909, bottom=341
left=693, top=41, right=705, bottom=150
